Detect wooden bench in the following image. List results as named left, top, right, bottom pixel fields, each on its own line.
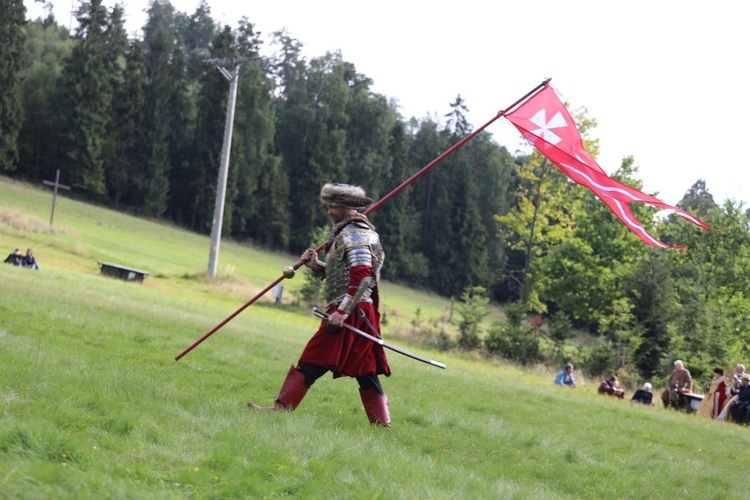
left=98, top=261, right=150, bottom=282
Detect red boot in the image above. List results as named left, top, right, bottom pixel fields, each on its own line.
left=248, top=365, right=308, bottom=411
left=359, top=388, right=391, bottom=427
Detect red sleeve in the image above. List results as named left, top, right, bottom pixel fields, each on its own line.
left=348, top=265, right=372, bottom=293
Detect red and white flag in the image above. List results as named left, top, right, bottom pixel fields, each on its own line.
left=505, top=84, right=710, bottom=248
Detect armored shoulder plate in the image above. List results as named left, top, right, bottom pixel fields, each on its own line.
left=324, top=221, right=385, bottom=307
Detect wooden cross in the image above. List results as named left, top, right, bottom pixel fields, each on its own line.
left=42, top=169, right=71, bottom=227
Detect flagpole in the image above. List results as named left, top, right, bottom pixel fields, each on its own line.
left=174, top=78, right=551, bottom=361
left=365, top=78, right=550, bottom=215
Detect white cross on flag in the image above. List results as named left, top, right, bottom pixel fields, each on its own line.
left=505, top=83, right=711, bottom=248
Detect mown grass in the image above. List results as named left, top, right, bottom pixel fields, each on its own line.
left=2, top=176, right=750, bottom=499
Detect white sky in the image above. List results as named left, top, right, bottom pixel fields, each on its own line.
left=28, top=0, right=749, bottom=206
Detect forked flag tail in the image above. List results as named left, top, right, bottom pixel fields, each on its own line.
left=504, top=82, right=711, bottom=249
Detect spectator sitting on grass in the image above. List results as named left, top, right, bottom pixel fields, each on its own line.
left=23, top=248, right=40, bottom=270
left=730, top=364, right=745, bottom=396
left=729, top=374, right=750, bottom=425
left=554, top=363, right=576, bottom=388
left=631, top=383, right=654, bottom=406
left=4, top=248, right=23, bottom=266
left=598, top=375, right=626, bottom=398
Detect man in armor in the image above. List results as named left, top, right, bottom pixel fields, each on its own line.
left=248, top=183, right=391, bottom=426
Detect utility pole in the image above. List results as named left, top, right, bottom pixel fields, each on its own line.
left=207, top=58, right=242, bottom=278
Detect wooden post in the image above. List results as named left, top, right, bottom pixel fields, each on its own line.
left=42, top=169, right=71, bottom=227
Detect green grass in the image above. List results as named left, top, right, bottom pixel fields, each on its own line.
left=2, top=175, right=750, bottom=498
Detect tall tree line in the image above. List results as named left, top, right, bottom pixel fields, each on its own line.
left=9, top=0, right=515, bottom=298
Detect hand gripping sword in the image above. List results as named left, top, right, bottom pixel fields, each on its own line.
left=312, top=307, right=446, bottom=369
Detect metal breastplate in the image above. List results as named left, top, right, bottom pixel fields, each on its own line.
left=324, top=221, right=384, bottom=306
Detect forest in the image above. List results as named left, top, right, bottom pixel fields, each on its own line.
left=3, top=0, right=750, bottom=385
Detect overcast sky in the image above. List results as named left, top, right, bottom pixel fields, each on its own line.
left=28, top=0, right=749, bottom=206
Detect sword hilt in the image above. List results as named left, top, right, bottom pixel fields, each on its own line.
left=312, top=307, right=340, bottom=332
left=312, top=307, right=327, bottom=320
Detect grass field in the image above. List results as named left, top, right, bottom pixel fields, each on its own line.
left=2, top=176, right=750, bottom=499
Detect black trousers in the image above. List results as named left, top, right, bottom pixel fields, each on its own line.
left=297, top=362, right=383, bottom=395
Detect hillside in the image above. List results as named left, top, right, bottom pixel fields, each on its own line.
left=2, top=176, right=749, bottom=498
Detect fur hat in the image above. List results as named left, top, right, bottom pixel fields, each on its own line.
left=320, top=183, right=373, bottom=209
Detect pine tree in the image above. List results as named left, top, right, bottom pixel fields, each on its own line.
left=17, top=19, right=73, bottom=181
left=61, top=0, right=120, bottom=198
left=229, top=18, right=289, bottom=248
left=407, top=119, right=451, bottom=289
left=377, top=121, right=424, bottom=283
left=177, top=0, right=215, bottom=80
left=342, top=63, right=395, bottom=196
left=108, top=38, right=147, bottom=208
left=188, top=26, right=235, bottom=232
left=140, top=0, right=184, bottom=217
left=277, top=51, right=352, bottom=251
left=164, top=36, right=195, bottom=225
left=628, top=251, right=676, bottom=378
left=0, top=0, right=26, bottom=172
left=466, top=133, right=516, bottom=299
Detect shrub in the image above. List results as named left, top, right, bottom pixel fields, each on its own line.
left=584, top=338, right=618, bottom=377
left=485, top=321, right=541, bottom=365
left=457, top=286, right=489, bottom=350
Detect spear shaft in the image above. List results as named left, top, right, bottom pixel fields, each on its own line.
left=174, top=78, right=550, bottom=361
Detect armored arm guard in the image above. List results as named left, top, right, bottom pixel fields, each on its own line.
left=310, top=259, right=326, bottom=280
left=337, top=276, right=373, bottom=314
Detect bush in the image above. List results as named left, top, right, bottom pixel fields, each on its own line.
left=294, top=268, right=324, bottom=308
left=457, top=286, right=490, bottom=350
left=584, top=338, right=618, bottom=377
left=485, top=321, right=541, bottom=365
left=292, top=227, right=328, bottom=307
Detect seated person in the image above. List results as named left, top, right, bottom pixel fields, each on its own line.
left=554, top=363, right=576, bottom=388
left=729, top=364, right=745, bottom=396
left=661, top=359, right=693, bottom=409
left=729, top=373, right=750, bottom=425
left=4, top=248, right=23, bottom=266
left=631, top=382, right=654, bottom=406
left=23, top=248, right=40, bottom=270
left=710, top=367, right=727, bottom=418
left=598, top=376, right=626, bottom=398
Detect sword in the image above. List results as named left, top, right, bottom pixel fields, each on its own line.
left=312, top=307, right=446, bottom=369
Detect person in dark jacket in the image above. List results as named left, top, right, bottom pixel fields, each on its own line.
left=23, top=248, right=40, bottom=270
left=598, top=376, right=626, bottom=398
left=631, top=382, right=654, bottom=406
left=4, top=248, right=23, bottom=266
left=729, top=374, right=750, bottom=424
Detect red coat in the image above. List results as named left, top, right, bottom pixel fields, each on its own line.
left=298, top=266, right=390, bottom=378
left=714, top=381, right=728, bottom=418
